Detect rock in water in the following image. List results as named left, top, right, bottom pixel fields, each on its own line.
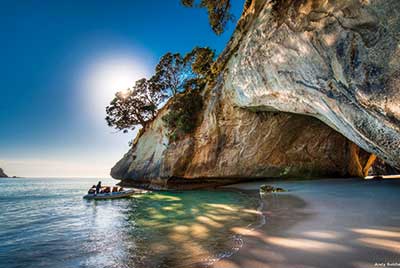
left=0, top=168, right=8, bottom=178
left=260, top=185, right=287, bottom=194
left=111, top=0, right=400, bottom=188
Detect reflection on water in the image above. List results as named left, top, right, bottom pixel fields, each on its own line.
left=0, top=178, right=259, bottom=268
left=129, top=191, right=259, bottom=268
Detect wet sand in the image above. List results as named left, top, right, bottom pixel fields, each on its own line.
left=213, top=179, right=400, bottom=268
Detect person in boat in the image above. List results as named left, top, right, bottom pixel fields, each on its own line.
left=95, top=181, right=101, bottom=195
left=103, top=187, right=111, bottom=193
left=88, top=185, right=96, bottom=194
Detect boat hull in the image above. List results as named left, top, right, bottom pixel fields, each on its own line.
left=83, top=189, right=140, bottom=200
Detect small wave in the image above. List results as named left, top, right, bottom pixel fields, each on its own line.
left=200, top=193, right=267, bottom=267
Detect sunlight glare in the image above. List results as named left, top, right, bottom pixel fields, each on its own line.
left=82, top=52, right=151, bottom=123
left=118, top=88, right=132, bottom=99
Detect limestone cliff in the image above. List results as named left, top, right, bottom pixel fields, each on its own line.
left=223, top=0, right=400, bottom=168
left=112, top=0, right=400, bottom=188
left=0, top=168, right=8, bottom=178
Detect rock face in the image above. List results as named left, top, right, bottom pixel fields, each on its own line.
left=112, top=0, right=400, bottom=188
left=112, top=82, right=377, bottom=188
left=0, top=168, right=8, bottom=178
left=224, top=0, right=400, bottom=168
left=163, top=86, right=354, bottom=180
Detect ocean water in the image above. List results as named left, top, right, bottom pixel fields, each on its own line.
left=0, top=178, right=259, bottom=268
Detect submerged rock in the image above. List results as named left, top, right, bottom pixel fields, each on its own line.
left=111, top=0, right=400, bottom=189
left=260, top=184, right=287, bottom=194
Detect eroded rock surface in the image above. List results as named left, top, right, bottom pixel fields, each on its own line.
left=112, top=0, right=400, bottom=187
left=225, top=0, right=400, bottom=168
left=112, top=80, right=375, bottom=188
left=164, top=85, right=355, bottom=180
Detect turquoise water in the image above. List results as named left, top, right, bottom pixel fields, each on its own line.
left=0, top=178, right=259, bottom=268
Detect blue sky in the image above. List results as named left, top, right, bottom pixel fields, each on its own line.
left=0, top=0, right=243, bottom=178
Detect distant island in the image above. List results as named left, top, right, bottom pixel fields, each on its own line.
left=0, top=168, right=9, bottom=178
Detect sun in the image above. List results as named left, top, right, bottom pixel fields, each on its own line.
left=98, top=61, right=139, bottom=93
left=82, top=52, right=151, bottom=121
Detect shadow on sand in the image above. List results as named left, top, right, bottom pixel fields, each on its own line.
left=213, top=189, right=400, bottom=268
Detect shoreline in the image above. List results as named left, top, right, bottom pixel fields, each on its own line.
left=117, top=177, right=387, bottom=191
left=213, top=179, right=400, bottom=268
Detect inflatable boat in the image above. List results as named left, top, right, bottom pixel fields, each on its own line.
left=83, top=188, right=148, bottom=200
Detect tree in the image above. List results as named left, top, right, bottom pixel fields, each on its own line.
left=162, top=90, right=203, bottom=141
left=160, top=47, right=215, bottom=141
left=181, top=0, right=234, bottom=35
left=153, top=47, right=215, bottom=97
left=183, top=46, right=215, bottom=78
left=153, top=53, right=191, bottom=97
left=105, top=47, right=216, bottom=134
left=105, top=78, right=165, bottom=133
left=134, top=78, right=166, bottom=115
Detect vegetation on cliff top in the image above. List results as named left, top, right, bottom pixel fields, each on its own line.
left=162, top=90, right=204, bottom=142
left=105, top=0, right=232, bottom=137
left=181, top=0, right=306, bottom=34
left=105, top=0, right=234, bottom=140
left=180, top=0, right=235, bottom=35
left=105, top=78, right=165, bottom=133
left=105, top=47, right=215, bottom=137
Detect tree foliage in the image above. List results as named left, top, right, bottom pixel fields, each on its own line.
left=153, top=53, right=189, bottom=97
left=181, top=0, right=234, bottom=35
left=184, top=46, right=215, bottom=78
left=160, top=47, right=215, bottom=141
left=105, top=78, right=165, bottom=133
left=153, top=47, right=215, bottom=96
left=162, top=90, right=203, bottom=141
left=105, top=46, right=215, bottom=134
